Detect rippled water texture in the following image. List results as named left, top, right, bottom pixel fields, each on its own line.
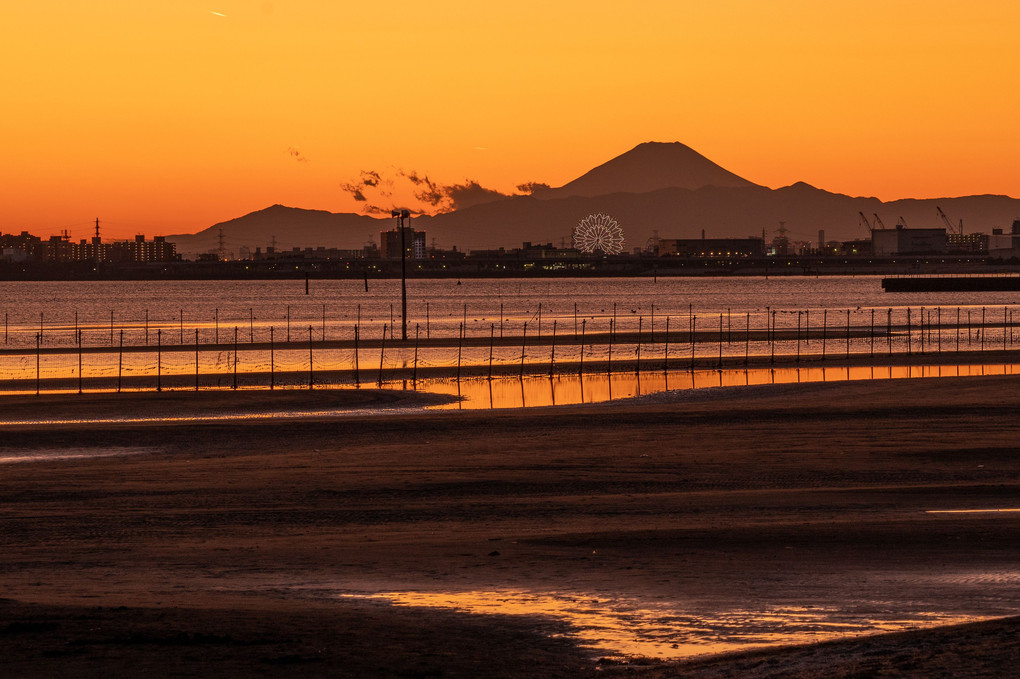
left=340, top=589, right=978, bottom=660
left=3, top=276, right=1019, bottom=348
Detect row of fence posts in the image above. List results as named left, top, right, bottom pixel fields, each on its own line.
left=13, top=305, right=1020, bottom=395
left=11, top=304, right=1016, bottom=351
left=21, top=305, right=346, bottom=347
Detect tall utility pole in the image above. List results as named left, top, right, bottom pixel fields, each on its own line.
left=391, top=209, right=411, bottom=340
left=94, top=218, right=101, bottom=265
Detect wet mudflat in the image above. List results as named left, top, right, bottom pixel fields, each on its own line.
left=1, top=376, right=1019, bottom=676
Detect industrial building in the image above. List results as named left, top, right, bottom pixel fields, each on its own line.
left=871, top=226, right=947, bottom=255
left=380, top=226, right=426, bottom=260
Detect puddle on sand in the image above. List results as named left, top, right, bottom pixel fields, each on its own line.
left=338, top=589, right=978, bottom=660
left=0, top=446, right=159, bottom=464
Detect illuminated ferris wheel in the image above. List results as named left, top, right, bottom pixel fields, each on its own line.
left=573, top=213, right=625, bottom=254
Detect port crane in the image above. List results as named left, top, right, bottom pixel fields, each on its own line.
left=873, top=214, right=888, bottom=230
left=936, top=206, right=964, bottom=235
left=858, top=211, right=873, bottom=234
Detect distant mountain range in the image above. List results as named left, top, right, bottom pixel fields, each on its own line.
left=168, top=142, right=1020, bottom=257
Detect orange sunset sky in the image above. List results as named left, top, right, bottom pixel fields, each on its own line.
left=3, top=0, right=1019, bottom=240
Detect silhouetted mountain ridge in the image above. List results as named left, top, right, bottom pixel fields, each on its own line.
left=167, top=143, right=1020, bottom=255
left=537, top=141, right=759, bottom=199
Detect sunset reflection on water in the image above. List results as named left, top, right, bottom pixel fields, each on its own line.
left=341, top=589, right=978, bottom=660
left=419, top=363, right=1020, bottom=410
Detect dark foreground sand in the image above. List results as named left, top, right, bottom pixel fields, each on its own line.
left=2, top=377, right=1020, bottom=677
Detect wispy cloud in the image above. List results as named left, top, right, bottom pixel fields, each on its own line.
left=340, top=168, right=547, bottom=215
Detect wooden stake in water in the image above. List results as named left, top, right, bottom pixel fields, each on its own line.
left=269, top=326, right=274, bottom=390
left=77, top=326, right=82, bottom=394
left=413, top=324, right=420, bottom=386
left=110, top=310, right=114, bottom=345
left=426, top=302, right=430, bottom=339
left=846, top=309, right=850, bottom=360
left=770, top=310, right=776, bottom=364
left=157, top=329, right=162, bottom=392
left=538, top=302, right=542, bottom=337
left=636, top=316, right=643, bottom=374
left=937, top=307, right=942, bottom=353
left=456, top=323, right=464, bottom=382
left=906, top=308, right=912, bottom=355
left=664, top=316, right=670, bottom=372
left=579, top=319, right=585, bottom=376
left=35, top=333, right=40, bottom=395
left=608, top=319, right=614, bottom=375
left=870, top=309, right=875, bottom=358
left=690, top=315, right=696, bottom=372
left=956, top=307, right=961, bottom=351
left=354, top=325, right=360, bottom=387
left=919, top=306, right=925, bottom=353
left=322, top=304, right=326, bottom=341
left=744, top=312, right=750, bottom=365
left=195, top=328, right=200, bottom=391
left=888, top=308, right=893, bottom=356
left=488, top=323, right=494, bottom=380
left=145, top=309, right=149, bottom=345
left=981, top=306, right=986, bottom=351
left=377, top=324, right=386, bottom=386
left=250, top=307, right=254, bottom=343
left=117, top=330, right=123, bottom=393
left=550, top=319, right=557, bottom=377
left=215, top=308, right=219, bottom=344
left=232, top=326, right=238, bottom=390
left=821, top=309, right=827, bottom=360
left=520, top=321, right=528, bottom=378
left=717, top=313, right=723, bottom=369
left=309, top=325, right=315, bottom=389
left=796, top=311, right=801, bottom=363
left=286, top=305, right=290, bottom=342
left=180, top=308, right=184, bottom=344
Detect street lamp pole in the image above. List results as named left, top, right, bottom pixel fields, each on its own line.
left=392, top=209, right=410, bottom=340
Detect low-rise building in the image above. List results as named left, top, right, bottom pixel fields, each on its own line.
left=871, top=227, right=947, bottom=255
left=657, top=237, right=764, bottom=258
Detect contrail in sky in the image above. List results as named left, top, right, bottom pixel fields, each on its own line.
left=210, top=11, right=226, bottom=17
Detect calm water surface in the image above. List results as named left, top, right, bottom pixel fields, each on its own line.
left=3, top=276, right=1019, bottom=348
